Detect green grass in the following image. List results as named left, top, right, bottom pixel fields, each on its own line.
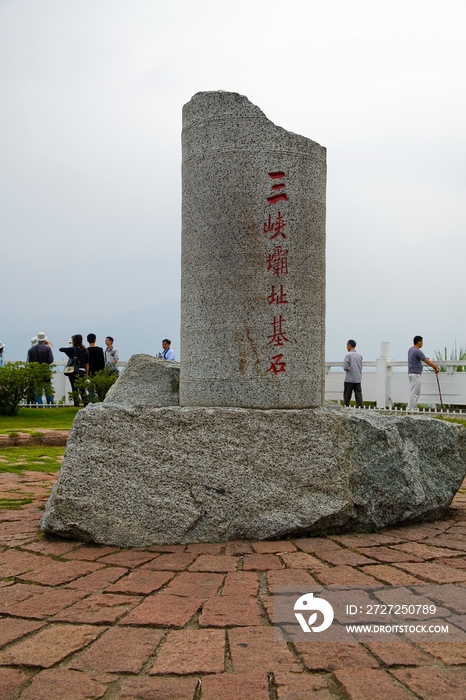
left=0, top=407, right=80, bottom=433
left=436, top=417, right=466, bottom=430
left=0, top=446, right=64, bottom=474
left=0, top=496, right=34, bottom=509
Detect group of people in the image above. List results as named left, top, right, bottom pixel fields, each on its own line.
left=343, top=336, right=439, bottom=411
left=25, top=333, right=120, bottom=406
left=24, top=334, right=175, bottom=406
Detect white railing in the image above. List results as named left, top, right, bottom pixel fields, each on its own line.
left=8, top=348, right=466, bottom=411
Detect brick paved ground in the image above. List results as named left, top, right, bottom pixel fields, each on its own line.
left=0, top=471, right=465, bottom=699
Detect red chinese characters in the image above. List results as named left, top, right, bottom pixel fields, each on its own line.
left=266, top=171, right=288, bottom=204
left=263, top=170, right=291, bottom=375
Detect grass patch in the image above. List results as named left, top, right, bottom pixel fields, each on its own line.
left=0, top=496, right=34, bottom=509
left=0, top=447, right=64, bottom=474
left=435, top=417, right=466, bottom=430
left=0, top=407, right=80, bottom=433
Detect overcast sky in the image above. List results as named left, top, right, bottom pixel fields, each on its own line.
left=1, top=0, right=465, bottom=362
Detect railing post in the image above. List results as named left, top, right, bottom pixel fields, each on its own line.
left=376, top=342, right=390, bottom=408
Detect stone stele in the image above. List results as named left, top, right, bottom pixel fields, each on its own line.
left=41, top=399, right=466, bottom=547
left=181, top=91, right=326, bottom=409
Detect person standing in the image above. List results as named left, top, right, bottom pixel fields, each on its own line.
left=343, top=339, right=363, bottom=407
left=28, top=332, right=54, bottom=405
left=60, top=334, right=89, bottom=407
left=159, top=338, right=175, bottom=360
left=104, top=336, right=119, bottom=374
left=87, top=334, right=105, bottom=375
left=407, top=336, right=439, bottom=412
left=0, top=341, right=4, bottom=367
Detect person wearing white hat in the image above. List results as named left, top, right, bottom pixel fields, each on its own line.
left=0, top=341, right=4, bottom=367
left=28, top=332, right=54, bottom=405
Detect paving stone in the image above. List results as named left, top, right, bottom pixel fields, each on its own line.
left=143, top=553, right=197, bottom=571
left=417, top=584, right=466, bottom=614
left=295, top=641, right=379, bottom=671
left=0, top=623, right=103, bottom=668
left=418, top=641, right=466, bottom=665
left=423, top=535, right=466, bottom=552
left=185, top=543, right=224, bottom=554
left=160, top=572, right=224, bottom=598
left=355, top=546, right=423, bottom=563
left=359, top=565, right=424, bottom=585
left=316, top=565, right=380, bottom=586
left=18, top=560, right=103, bottom=586
left=121, top=594, right=202, bottom=627
left=6, top=588, right=87, bottom=619
left=294, top=537, right=343, bottom=553
left=393, top=562, right=466, bottom=583
left=391, top=542, right=465, bottom=560
left=224, top=541, right=253, bottom=555
left=329, top=534, right=402, bottom=548
left=70, top=626, right=164, bottom=674
left=251, top=541, right=297, bottom=554
left=0, top=667, right=30, bottom=699
left=19, top=668, right=107, bottom=700
left=366, top=641, right=433, bottom=666
left=96, top=551, right=156, bottom=568
left=274, top=671, right=333, bottom=699
left=385, top=525, right=441, bottom=541
left=119, top=676, right=199, bottom=700
left=393, top=666, right=466, bottom=699
left=188, top=554, right=239, bottom=572
left=145, top=544, right=186, bottom=553
left=21, top=540, right=78, bottom=556
left=201, top=672, right=269, bottom=699
left=0, top=550, right=50, bottom=577
left=438, top=557, right=466, bottom=569
left=104, top=569, right=173, bottom=595
left=242, top=554, right=283, bottom=571
left=267, top=568, right=316, bottom=593
left=65, top=566, right=127, bottom=591
left=317, top=550, right=377, bottom=566
left=279, top=552, right=329, bottom=572
left=222, top=572, right=259, bottom=597
left=199, top=596, right=262, bottom=627
left=334, top=667, right=413, bottom=699
left=228, top=626, right=301, bottom=673
left=0, top=617, right=45, bottom=649
left=51, top=593, right=141, bottom=624
left=0, top=583, right=43, bottom=611
left=62, top=545, right=119, bottom=560
left=150, top=628, right=225, bottom=674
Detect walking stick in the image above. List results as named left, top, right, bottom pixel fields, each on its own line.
left=435, top=372, right=444, bottom=412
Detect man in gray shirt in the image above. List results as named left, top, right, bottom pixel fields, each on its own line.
left=407, top=335, right=439, bottom=412
left=343, top=339, right=363, bottom=407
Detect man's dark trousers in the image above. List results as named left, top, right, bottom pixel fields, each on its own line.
left=344, top=382, right=363, bottom=407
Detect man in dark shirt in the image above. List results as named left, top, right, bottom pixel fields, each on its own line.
left=407, top=335, right=439, bottom=412
left=28, top=332, right=54, bottom=405
left=87, top=334, right=105, bottom=375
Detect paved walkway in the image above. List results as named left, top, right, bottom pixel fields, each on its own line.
left=0, top=472, right=466, bottom=700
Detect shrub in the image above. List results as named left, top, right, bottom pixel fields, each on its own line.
left=434, top=345, right=466, bottom=372
left=0, top=362, right=55, bottom=415
left=72, top=368, right=118, bottom=404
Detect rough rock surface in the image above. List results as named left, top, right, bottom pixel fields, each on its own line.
left=104, top=354, right=179, bottom=406
left=40, top=404, right=466, bottom=546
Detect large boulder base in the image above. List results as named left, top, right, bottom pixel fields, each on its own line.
left=41, top=404, right=466, bottom=546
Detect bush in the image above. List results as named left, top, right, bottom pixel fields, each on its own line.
left=0, top=362, right=55, bottom=415
left=72, top=367, right=118, bottom=404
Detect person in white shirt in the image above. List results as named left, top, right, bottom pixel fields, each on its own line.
left=160, top=338, right=175, bottom=361
left=105, top=336, right=119, bottom=374
left=343, top=339, right=363, bottom=407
